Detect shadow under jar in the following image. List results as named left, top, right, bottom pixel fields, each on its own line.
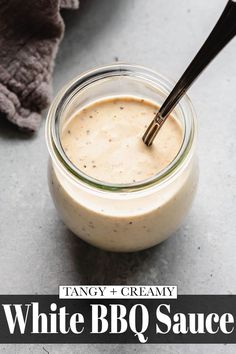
left=46, top=64, right=198, bottom=252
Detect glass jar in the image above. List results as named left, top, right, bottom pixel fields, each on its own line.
left=46, top=63, right=198, bottom=252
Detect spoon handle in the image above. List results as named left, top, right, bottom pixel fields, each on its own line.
left=143, top=0, right=236, bottom=146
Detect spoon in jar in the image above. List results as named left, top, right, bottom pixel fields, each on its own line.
left=143, top=0, right=236, bottom=146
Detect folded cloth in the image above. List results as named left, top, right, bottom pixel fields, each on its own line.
left=0, top=0, right=79, bottom=132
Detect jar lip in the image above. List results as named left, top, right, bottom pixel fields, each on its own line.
left=46, top=63, right=197, bottom=193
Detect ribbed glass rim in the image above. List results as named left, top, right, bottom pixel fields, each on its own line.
left=46, top=63, right=196, bottom=193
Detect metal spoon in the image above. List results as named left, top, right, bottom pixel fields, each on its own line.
left=143, top=0, right=236, bottom=146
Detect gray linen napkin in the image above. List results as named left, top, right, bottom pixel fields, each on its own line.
left=0, top=0, right=79, bottom=132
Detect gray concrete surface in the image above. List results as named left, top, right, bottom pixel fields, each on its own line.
left=0, top=0, right=236, bottom=352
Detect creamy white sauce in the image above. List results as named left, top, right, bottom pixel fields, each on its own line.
left=49, top=96, right=197, bottom=252
left=61, top=97, right=183, bottom=184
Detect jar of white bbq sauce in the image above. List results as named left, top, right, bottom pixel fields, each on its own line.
left=46, top=64, right=198, bottom=252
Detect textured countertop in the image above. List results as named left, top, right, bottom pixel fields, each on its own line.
left=0, top=0, right=235, bottom=352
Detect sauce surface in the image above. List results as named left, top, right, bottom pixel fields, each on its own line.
left=61, top=97, right=183, bottom=184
